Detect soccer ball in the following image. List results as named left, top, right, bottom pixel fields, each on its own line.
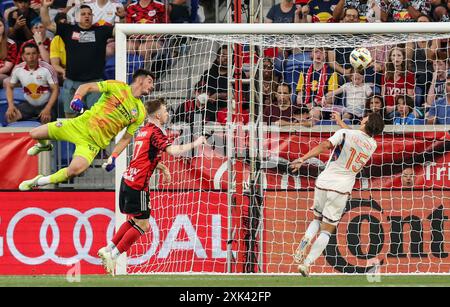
left=350, top=48, right=372, bottom=71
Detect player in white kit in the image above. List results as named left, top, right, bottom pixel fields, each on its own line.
left=290, top=111, right=385, bottom=277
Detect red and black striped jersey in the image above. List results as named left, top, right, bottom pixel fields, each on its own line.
left=126, top=0, right=168, bottom=24
left=123, top=122, right=172, bottom=191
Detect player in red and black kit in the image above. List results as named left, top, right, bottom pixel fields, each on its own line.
left=98, top=98, right=206, bottom=276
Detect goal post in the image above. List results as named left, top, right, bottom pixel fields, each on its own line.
left=114, top=23, right=450, bottom=275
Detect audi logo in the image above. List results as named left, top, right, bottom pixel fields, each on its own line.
left=7, top=208, right=115, bottom=265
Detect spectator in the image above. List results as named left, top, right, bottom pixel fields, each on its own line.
left=426, top=72, right=450, bottom=124
left=126, top=0, right=167, bottom=62
left=264, top=82, right=313, bottom=126
left=431, top=3, right=449, bottom=21
left=67, top=0, right=125, bottom=26
left=199, top=45, right=230, bottom=113
left=41, top=0, right=113, bottom=118
left=324, top=67, right=373, bottom=122
left=295, top=47, right=340, bottom=120
left=382, top=46, right=415, bottom=115
left=365, top=94, right=391, bottom=123
left=261, top=58, right=279, bottom=110
left=417, top=12, right=433, bottom=21
left=401, top=167, right=415, bottom=187
left=265, top=0, right=297, bottom=23
left=334, top=0, right=372, bottom=22
left=16, top=17, right=51, bottom=64
left=393, top=95, right=417, bottom=125
left=405, top=37, right=434, bottom=107
left=49, top=12, right=67, bottom=82
left=426, top=55, right=448, bottom=108
left=7, top=0, right=39, bottom=49
left=305, top=0, right=340, bottom=23
left=5, top=42, right=58, bottom=124
left=327, top=7, right=366, bottom=78
left=0, top=18, right=17, bottom=88
left=376, top=0, right=431, bottom=22
left=169, top=0, right=191, bottom=23
left=172, top=85, right=216, bottom=124
left=126, top=0, right=167, bottom=23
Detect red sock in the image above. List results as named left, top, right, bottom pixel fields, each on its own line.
left=116, top=225, right=144, bottom=253
left=111, top=220, right=135, bottom=246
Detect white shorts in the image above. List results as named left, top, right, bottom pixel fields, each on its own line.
left=311, top=187, right=349, bottom=226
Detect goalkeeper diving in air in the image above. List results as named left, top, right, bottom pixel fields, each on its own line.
left=290, top=112, right=385, bottom=277
left=19, top=69, right=155, bottom=191
left=97, top=98, right=207, bottom=276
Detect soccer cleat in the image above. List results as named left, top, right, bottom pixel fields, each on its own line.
left=293, top=237, right=311, bottom=264
left=98, top=248, right=116, bottom=276
left=298, top=264, right=310, bottom=277
left=27, top=143, right=53, bottom=156
left=19, top=175, right=43, bottom=191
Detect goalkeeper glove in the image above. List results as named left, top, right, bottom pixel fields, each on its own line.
left=70, top=95, right=84, bottom=112
left=102, top=153, right=118, bottom=172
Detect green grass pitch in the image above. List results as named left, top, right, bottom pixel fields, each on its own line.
left=0, top=275, right=449, bottom=287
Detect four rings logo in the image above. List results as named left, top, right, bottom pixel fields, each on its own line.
left=6, top=208, right=115, bottom=266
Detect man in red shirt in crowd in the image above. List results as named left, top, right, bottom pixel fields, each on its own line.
left=126, top=0, right=168, bottom=62
left=126, top=0, right=168, bottom=24
left=97, top=98, right=207, bottom=276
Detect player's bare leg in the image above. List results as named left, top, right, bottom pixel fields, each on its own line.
left=298, top=222, right=336, bottom=277
left=19, top=155, right=90, bottom=191
left=27, top=124, right=53, bottom=156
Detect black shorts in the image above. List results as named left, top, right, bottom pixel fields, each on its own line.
left=119, top=179, right=150, bottom=220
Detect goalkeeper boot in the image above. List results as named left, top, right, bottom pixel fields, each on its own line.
left=19, top=175, right=43, bottom=191
left=27, top=143, right=53, bottom=156
left=294, top=237, right=311, bottom=264
left=298, top=264, right=310, bottom=277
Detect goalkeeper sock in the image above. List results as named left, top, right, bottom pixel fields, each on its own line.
left=111, top=220, right=135, bottom=246
left=304, top=231, right=331, bottom=266
left=48, top=168, right=69, bottom=184
left=304, top=219, right=321, bottom=240
left=106, top=242, right=116, bottom=252
left=38, top=140, right=48, bottom=147
left=113, top=224, right=145, bottom=259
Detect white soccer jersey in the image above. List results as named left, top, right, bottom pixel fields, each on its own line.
left=315, top=129, right=377, bottom=194
left=10, top=61, right=58, bottom=107
left=67, top=0, right=123, bottom=26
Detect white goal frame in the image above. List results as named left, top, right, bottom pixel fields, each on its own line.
left=114, top=23, right=450, bottom=275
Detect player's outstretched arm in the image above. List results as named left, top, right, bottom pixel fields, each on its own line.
left=102, top=132, right=134, bottom=172
left=331, top=112, right=350, bottom=129
left=290, top=140, right=333, bottom=172
left=165, top=136, right=207, bottom=156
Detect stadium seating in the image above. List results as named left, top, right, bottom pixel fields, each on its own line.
left=0, top=88, right=27, bottom=126
left=6, top=120, right=41, bottom=127
left=104, top=53, right=145, bottom=83
left=0, top=0, right=14, bottom=16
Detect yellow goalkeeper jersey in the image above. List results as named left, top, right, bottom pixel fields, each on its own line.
left=75, top=80, right=146, bottom=149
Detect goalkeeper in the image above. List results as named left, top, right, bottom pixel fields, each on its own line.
left=97, top=98, right=207, bottom=276
left=19, top=69, right=155, bottom=191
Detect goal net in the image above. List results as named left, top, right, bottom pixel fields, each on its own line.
left=115, top=23, right=450, bottom=275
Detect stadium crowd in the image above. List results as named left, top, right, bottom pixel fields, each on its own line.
left=0, top=0, right=449, bottom=127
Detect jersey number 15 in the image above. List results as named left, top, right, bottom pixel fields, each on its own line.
left=345, top=147, right=369, bottom=173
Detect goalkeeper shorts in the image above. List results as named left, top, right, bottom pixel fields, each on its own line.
left=311, top=187, right=349, bottom=226
left=48, top=119, right=101, bottom=165
left=119, top=179, right=150, bottom=220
